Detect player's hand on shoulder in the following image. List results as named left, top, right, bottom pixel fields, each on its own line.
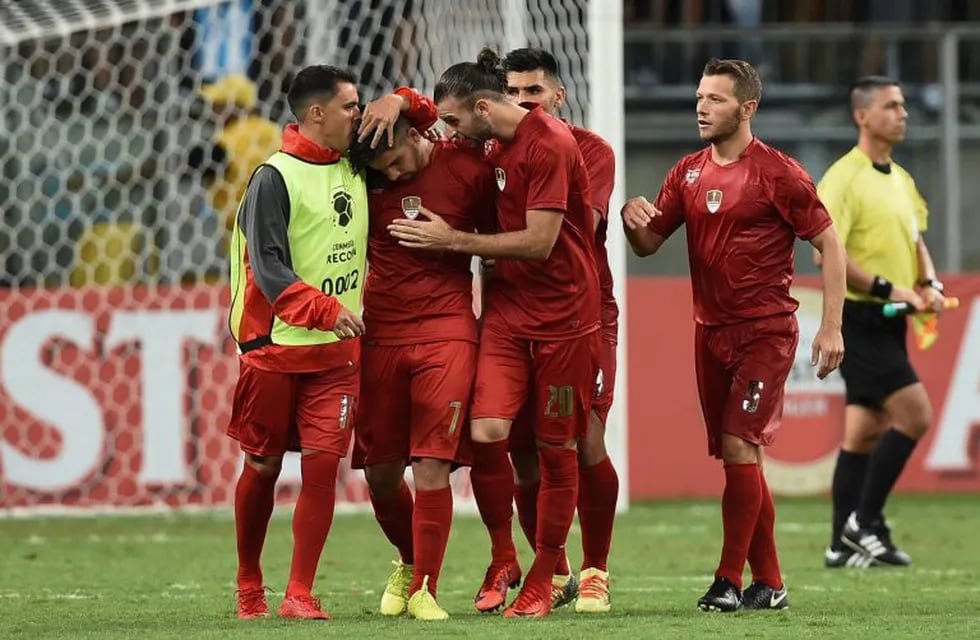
left=331, top=306, right=365, bottom=340
left=358, top=93, right=404, bottom=148
left=810, top=324, right=844, bottom=380
left=890, top=286, right=925, bottom=312
left=620, top=196, right=661, bottom=230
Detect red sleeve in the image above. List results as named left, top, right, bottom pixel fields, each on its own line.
left=526, top=138, right=573, bottom=212
left=649, top=161, right=687, bottom=238
left=272, top=280, right=341, bottom=332
left=395, top=87, right=438, bottom=132
left=769, top=160, right=834, bottom=240
left=585, top=142, right=615, bottom=220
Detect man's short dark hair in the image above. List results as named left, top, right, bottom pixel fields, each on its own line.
left=287, top=65, right=358, bottom=119
left=347, top=116, right=411, bottom=171
left=702, top=58, right=762, bottom=103
left=503, top=47, right=560, bottom=82
left=434, top=47, right=508, bottom=106
left=850, top=75, right=901, bottom=110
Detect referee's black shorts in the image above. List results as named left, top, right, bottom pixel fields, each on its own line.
left=839, top=299, right=919, bottom=409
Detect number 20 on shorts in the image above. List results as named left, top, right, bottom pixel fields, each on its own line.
left=544, top=385, right=575, bottom=418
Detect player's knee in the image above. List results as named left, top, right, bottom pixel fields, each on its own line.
left=472, top=418, right=510, bottom=443
left=411, top=457, right=451, bottom=491
left=365, top=463, right=406, bottom=497
left=245, top=453, right=282, bottom=478
left=896, top=407, right=932, bottom=440
left=719, top=434, right=759, bottom=465
left=578, top=419, right=608, bottom=467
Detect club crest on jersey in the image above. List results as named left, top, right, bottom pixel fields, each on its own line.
left=685, top=168, right=701, bottom=184
left=495, top=167, right=506, bottom=191
left=706, top=189, right=723, bottom=213
left=401, top=195, right=421, bottom=219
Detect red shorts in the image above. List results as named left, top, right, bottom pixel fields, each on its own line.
left=227, top=359, right=359, bottom=457
left=695, top=314, right=798, bottom=458
left=352, top=340, right=476, bottom=468
left=472, top=320, right=600, bottom=445
left=508, top=337, right=615, bottom=453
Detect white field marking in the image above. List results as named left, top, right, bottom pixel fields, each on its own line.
left=684, top=505, right=718, bottom=518
left=26, top=534, right=45, bottom=545
left=635, top=524, right=710, bottom=536
left=776, top=522, right=828, bottom=534
left=166, top=583, right=201, bottom=591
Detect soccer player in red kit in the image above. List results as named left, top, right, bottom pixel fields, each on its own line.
left=388, top=48, right=601, bottom=618
left=501, top=47, right=618, bottom=613
left=346, top=117, right=496, bottom=621
left=226, top=64, right=437, bottom=621
left=622, top=58, right=847, bottom=612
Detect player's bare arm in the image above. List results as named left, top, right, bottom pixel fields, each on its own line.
left=915, top=237, right=947, bottom=313
left=808, top=226, right=846, bottom=379
left=388, top=206, right=563, bottom=260
left=621, top=196, right=666, bottom=256
left=357, top=92, right=427, bottom=148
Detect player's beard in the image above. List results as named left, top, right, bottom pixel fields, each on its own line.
left=702, top=110, right=742, bottom=145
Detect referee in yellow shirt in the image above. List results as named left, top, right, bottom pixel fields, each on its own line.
left=816, top=76, right=946, bottom=568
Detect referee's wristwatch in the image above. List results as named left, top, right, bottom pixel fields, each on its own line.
left=919, top=278, right=945, bottom=294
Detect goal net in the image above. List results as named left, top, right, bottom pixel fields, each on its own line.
left=0, top=0, right=620, bottom=514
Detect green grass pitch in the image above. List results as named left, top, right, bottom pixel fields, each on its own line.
left=1, top=495, right=978, bottom=639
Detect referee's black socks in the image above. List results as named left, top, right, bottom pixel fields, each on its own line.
left=831, top=449, right=870, bottom=548
left=856, top=429, right=918, bottom=526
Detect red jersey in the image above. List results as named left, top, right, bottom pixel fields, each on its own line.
left=569, top=124, right=618, bottom=343
left=486, top=105, right=600, bottom=340
left=364, top=141, right=496, bottom=345
left=650, top=138, right=832, bottom=326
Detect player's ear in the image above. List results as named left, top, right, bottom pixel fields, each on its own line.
left=554, top=85, right=566, bottom=110
left=407, top=127, right=421, bottom=143
left=741, top=99, right=759, bottom=120
left=474, top=97, right=491, bottom=120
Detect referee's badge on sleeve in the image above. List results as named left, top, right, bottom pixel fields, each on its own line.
left=706, top=189, right=723, bottom=213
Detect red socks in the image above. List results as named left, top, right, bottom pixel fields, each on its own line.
left=525, top=447, right=578, bottom=589
left=471, top=441, right=517, bottom=565
left=578, top=455, right=619, bottom=572
left=716, top=463, right=763, bottom=589
left=369, top=481, right=415, bottom=565
left=410, top=487, right=453, bottom=596
left=286, top=453, right=341, bottom=597
left=747, top=470, right=783, bottom=589
left=515, top=481, right=571, bottom=576
left=234, top=463, right=278, bottom=590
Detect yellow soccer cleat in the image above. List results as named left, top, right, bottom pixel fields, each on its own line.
left=407, top=576, right=449, bottom=621
left=575, top=567, right=611, bottom=613
left=551, top=573, right=579, bottom=609
left=380, top=559, right=414, bottom=616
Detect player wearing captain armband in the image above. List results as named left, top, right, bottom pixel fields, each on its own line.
left=816, top=76, right=948, bottom=570
left=623, top=58, right=846, bottom=612
left=346, top=116, right=497, bottom=621
left=225, top=65, right=437, bottom=621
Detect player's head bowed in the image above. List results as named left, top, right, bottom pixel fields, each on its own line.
left=433, top=48, right=508, bottom=144
left=348, top=115, right=428, bottom=182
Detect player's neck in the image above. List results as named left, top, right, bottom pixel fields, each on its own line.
left=710, top=128, right=753, bottom=165
left=493, top=102, right=531, bottom=143
left=858, top=136, right=893, bottom=165
left=297, top=123, right=335, bottom=152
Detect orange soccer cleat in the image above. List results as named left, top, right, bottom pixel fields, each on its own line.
left=502, top=583, right=553, bottom=619
left=474, top=561, right=522, bottom=613
left=278, top=594, right=331, bottom=620
left=235, top=586, right=269, bottom=619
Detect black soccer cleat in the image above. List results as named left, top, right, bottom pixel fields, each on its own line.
left=824, top=545, right=877, bottom=569
left=697, top=577, right=742, bottom=612
left=741, top=581, right=789, bottom=610
left=840, top=513, right=912, bottom=567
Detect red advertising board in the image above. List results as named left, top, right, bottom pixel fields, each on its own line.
left=1, top=276, right=978, bottom=510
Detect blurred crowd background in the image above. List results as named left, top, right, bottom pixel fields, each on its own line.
left=2, top=0, right=980, bottom=289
